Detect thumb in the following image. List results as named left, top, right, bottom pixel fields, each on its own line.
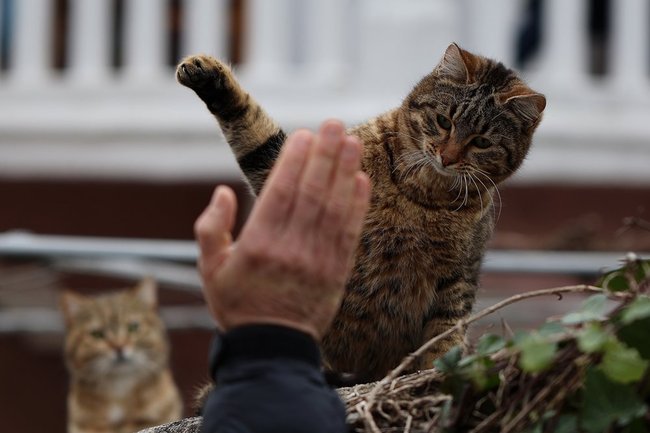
left=195, top=186, right=237, bottom=279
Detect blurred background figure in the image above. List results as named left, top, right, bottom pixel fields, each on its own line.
left=0, top=1, right=649, bottom=432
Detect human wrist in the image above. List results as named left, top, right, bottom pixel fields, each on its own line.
left=218, top=313, right=324, bottom=341
left=209, top=324, right=322, bottom=380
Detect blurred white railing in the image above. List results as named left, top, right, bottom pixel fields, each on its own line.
left=0, top=0, right=649, bottom=184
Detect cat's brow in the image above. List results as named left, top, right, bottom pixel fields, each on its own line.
left=408, top=100, right=437, bottom=110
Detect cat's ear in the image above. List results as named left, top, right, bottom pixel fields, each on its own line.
left=134, top=277, right=158, bottom=308
left=436, top=43, right=481, bottom=84
left=60, top=291, right=87, bottom=326
left=500, top=87, right=546, bottom=126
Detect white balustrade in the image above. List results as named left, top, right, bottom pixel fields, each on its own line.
left=3, top=0, right=649, bottom=96
left=243, top=0, right=294, bottom=82
left=68, top=0, right=112, bottom=83
left=1, top=0, right=650, bottom=184
left=300, top=0, right=348, bottom=84
left=610, top=0, right=650, bottom=92
left=123, top=0, right=166, bottom=81
left=9, top=0, right=54, bottom=83
left=460, top=0, right=520, bottom=66
left=355, top=0, right=460, bottom=94
left=538, top=0, right=589, bottom=91
left=180, top=0, right=229, bottom=60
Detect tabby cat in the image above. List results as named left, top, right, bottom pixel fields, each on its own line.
left=60, top=279, right=183, bottom=433
left=177, top=43, right=545, bottom=381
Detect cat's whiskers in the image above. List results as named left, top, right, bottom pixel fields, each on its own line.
left=468, top=173, right=484, bottom=214
left=469, top=169, right=495, bottom=219
left=448, top=174, right=461, bottom=192
left=386, top=130, right=469, bottom=186
left=401, top=149, right=428, bottom=168
left=462, top=174, right=469, bottom=208
left=473, top=168, right=502, bottom=222
left=452, top=174, right=470, bottom=212
left=451, top=174, right=465, bottom=205
left=394, top=150, right=429, bottom=179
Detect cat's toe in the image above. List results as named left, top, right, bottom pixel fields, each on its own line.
left=176, top=55, right=225, bottom=88
left=176, top=58, right=203, bottom=87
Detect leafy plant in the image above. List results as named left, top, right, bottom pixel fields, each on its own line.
left=349, top=255, right=650, bottom=433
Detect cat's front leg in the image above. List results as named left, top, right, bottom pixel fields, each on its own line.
left=418, top=319, right=467, bottom=371
left=177, top=55, right=286, bottom=194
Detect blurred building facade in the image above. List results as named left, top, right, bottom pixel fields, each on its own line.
left=0, top=0, right=649, bottom=184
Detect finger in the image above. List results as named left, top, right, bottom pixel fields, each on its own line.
left=194, top=186, right=237, bottom=278
left=318, top=136, right=362, bottom=232
left=336, top=172, right=371, bottom=270
left=289, top=120, right=346, bottom=235
left=249, top=129, right=312, bottom=230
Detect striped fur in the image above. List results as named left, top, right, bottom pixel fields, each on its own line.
left=177, top=43, right=545, bottom=381
left=60, top=279, right=183, bottom=433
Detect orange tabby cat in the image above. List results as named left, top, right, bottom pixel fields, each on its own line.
left=60, top=279, right=182, bottom=433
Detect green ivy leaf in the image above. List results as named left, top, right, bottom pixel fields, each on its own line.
left=580, top=369, right=647, bottom=433
left=433, top=345, right=462, bottom=373
left=621, top=296, right=650, bottom=324
left=515, top=333, right=557, bottom=373
left=538, top=321, right=566, bottom=337
left=577, top=322, right=609, bottom=353
left=599, top=259, right=650, bottom=292
left=461, top=356, right=499, bottom=391
left=599, top=270, right=631, bottom=292
left=561, top=294, right=608, bottom=324
left=618, top=317, right=650, bottom=359
left=476, top=334, right=506, bottom=355
left=600, top=340, right=649, bottom=384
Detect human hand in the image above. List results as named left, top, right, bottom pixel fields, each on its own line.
left=195, top=120, right=371, bottom=340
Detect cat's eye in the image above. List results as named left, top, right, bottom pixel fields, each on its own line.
left=90, top=329, right=105, bottom=339
left=471, top=136, right=492, bottom=149
left=436, top=114, right=452, bottom=131
left=127, top=322, right=139, bottom=333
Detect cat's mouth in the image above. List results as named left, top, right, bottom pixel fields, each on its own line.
left=112, top=348, right=134, bottom=365
left=429, top=153, right=456, bottom=177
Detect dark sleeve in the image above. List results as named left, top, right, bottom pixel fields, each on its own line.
left=200, top=325, right=347, bottom=433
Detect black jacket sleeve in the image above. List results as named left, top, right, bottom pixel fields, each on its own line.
left=201, top=325, right=347, bottom=433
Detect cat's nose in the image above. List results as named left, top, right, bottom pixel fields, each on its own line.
left=441, top=153, right=459, bottom=167
left=115, top=347, right=127, bottom=362
left=440, top=144, right=461, bottom=167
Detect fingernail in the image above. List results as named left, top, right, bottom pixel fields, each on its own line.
left=342, top=139, right=359, bottom=161
left=323, top=122, right=343, bottom=140
left=290, top=130, right=312, bottom=152
left=212, top=186, right=228, bottom=206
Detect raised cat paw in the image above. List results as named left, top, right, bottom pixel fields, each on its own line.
left=176, top=55, right=232, bottom=91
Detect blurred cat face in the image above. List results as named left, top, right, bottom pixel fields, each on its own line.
left=61, top=281, right=169, bottom=381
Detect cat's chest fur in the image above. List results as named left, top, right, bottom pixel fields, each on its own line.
left=353, top=182, right=483, bottom=314
left=354, top=121, right=487, bottom=304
